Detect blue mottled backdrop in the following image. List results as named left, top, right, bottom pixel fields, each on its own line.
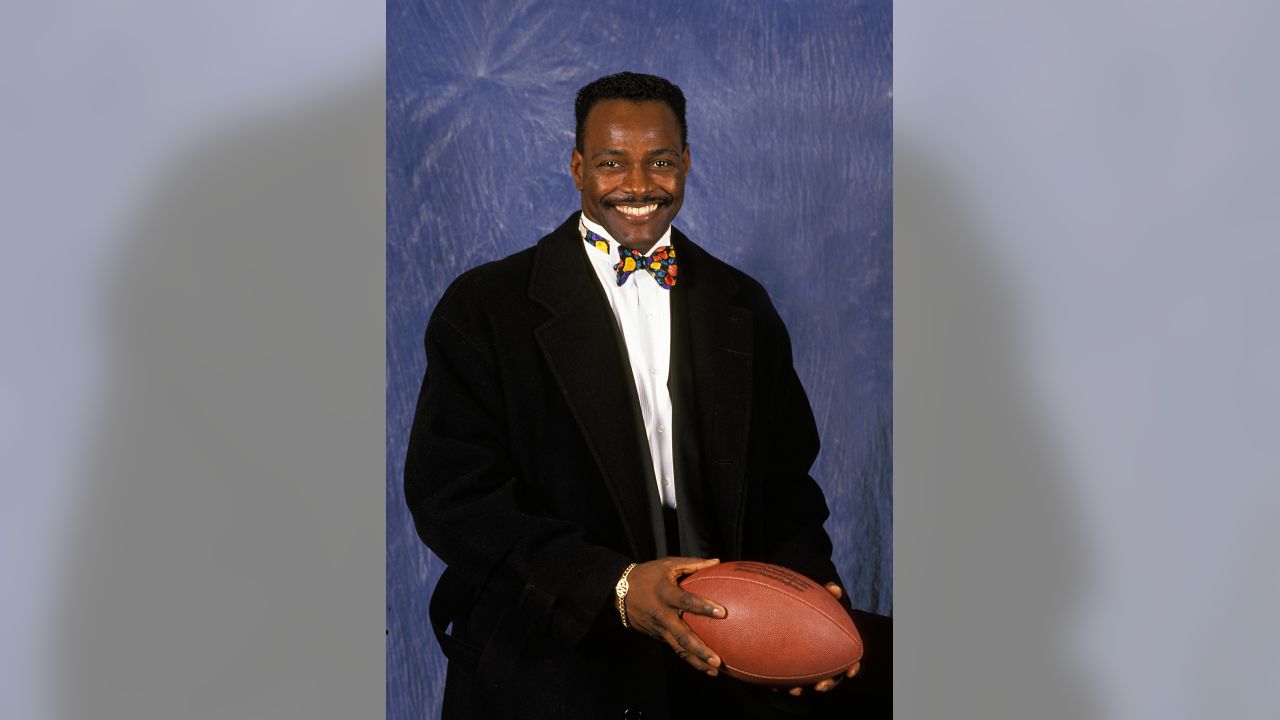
left=387, top=1, right=891, bottom=716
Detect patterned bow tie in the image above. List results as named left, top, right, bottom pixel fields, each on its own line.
left=585, top=230, right=678, bottom=289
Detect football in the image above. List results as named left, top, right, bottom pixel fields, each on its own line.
left=679, top=561, right=863, bottom=687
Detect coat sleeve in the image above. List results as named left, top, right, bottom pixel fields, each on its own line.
left=403, top=276, right=632, bottom=647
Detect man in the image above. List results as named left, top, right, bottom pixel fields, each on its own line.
left=405, top=72, right=889, bottom=719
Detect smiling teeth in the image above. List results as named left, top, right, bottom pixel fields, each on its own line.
left=618, top=204, right=659, bottom=217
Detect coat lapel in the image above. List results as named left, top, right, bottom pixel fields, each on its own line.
left=529, top=214, right=662, bottom=559
left=672, top=228, right=754, bottom=556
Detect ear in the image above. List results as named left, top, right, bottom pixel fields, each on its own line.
left=571, top=148, right=584, bottom=190
left=682, top=144, right=692, bottom=178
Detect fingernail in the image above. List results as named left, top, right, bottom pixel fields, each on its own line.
left=708, top=656, right=721, bottom=668
left=706, top=669, right=718, bottom=677
left=713, top=607, right=726, bottom=618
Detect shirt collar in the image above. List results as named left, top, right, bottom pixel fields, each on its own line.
left=579, top=212, right=672, bottom=257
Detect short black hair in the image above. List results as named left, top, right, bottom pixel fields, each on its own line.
left=574, top=72, right=687, bottom=152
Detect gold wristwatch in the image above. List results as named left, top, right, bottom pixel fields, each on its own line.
left=615, top=562, right=639, bottom=629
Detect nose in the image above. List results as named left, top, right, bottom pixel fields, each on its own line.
left=621, top=162, right=654, bottom=197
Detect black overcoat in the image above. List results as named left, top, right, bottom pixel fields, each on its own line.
left=404, top=213, right=882, bottom=718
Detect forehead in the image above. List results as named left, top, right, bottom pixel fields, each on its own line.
left=581, top=99, right=681, bottom=148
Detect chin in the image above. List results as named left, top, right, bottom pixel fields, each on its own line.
left=616, top=229, right=660, bottom=250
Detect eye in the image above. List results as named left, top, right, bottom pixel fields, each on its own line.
left=652, top=160, right=673, bottom=168
left=599, top=160, right=621, bottom=168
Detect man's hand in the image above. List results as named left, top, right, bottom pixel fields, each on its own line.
left=776, top=583, right=861, bottom=696
left=622, top=556, right=727, bottom=676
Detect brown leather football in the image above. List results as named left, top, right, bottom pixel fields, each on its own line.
left=679, top=561, right=863, bottom=687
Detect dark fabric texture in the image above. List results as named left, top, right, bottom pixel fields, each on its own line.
left=405, top=213, right=889, bottom=718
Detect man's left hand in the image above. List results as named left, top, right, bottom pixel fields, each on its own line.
left=775, top=583, right=861, bottom=696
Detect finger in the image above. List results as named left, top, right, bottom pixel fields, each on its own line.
left=668, top=556, right=721, bottom=576
left=817, top=673, right=848, bottom=692
left=824, top=582, right=843, bottom=600
left=660, top=630, right=718, bottom=675
left=659, top=628, right=716, bottom=670
left=846, top=661, right=861, bottom=678
left=662, top=586, right=726, bottom=618
left=788, top=687, right=804, bottom=697
left=670, top=624, right=721, bottom=670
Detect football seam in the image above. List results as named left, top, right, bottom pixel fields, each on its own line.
left=683, top=576, right=862, bottom=648
left=722, top=662, right=854, bottom=683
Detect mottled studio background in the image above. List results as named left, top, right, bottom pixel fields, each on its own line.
left=386, top=1, right=892, bottom=716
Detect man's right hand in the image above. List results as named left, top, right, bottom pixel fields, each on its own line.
left=623, top=556, right=727, bottom=676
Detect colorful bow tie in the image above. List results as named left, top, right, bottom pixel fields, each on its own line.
left=585, top=230, right=678, bottom=289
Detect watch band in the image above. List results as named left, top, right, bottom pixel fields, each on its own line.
left=615, top=562, right=639, bottom=629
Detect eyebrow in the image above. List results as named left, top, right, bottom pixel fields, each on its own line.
left=590, top=147, right=682, bottom=160
left=593, top=144, right=680, bottom=155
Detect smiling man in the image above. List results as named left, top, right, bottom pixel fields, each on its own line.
left=405, top=72, right=889, bottom=719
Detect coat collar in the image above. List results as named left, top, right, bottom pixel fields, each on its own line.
left=529, top=212, right=754, bottom=558
left=670, top=224, right=753, bottom=556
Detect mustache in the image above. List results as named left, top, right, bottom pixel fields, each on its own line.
left=603, top=194, right=673, bottom=207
